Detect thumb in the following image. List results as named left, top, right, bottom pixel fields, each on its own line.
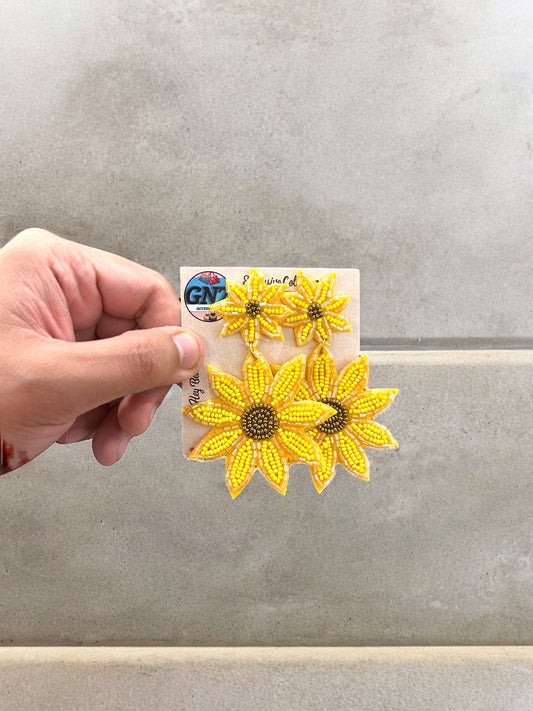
left=51, top=327, right=203, bottom=412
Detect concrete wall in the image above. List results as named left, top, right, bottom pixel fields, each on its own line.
left=1, top=0, right=532, bottom=345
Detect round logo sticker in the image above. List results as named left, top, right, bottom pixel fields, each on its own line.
left=184, top=271, right=227, bottom=322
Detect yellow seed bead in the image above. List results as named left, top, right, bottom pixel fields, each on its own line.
left=258, top=316, right=274, bottom=333
left=351, top=391, right=390, bottom=416
left=195, top=405, right=236, bottom=426
left=318, top=438, right=334, bottom=481
left=337, top=432, right=366, bottom=472
left=228, top=439, right=255, bottom=487
left=326, top=297, right=340, bottom=310
left=271, top=360, right=302, bottom=407
left=279, top=430, right=313, bottom=460
left=317, top=320, right=328, bottom=340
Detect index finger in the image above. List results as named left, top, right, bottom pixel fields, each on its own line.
left=65, top=240, right=182, bottom=330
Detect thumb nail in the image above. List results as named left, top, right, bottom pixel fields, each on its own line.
left=173, top=332, right=200, bottom=370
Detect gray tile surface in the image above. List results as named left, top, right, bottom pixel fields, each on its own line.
left=1, top=1, right=532, bottom=343
left=0, top=351, right=531, bottom=646
left=1, top=647, right=532, bottom=711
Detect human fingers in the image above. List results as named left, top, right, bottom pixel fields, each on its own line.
left=5, top=229, right=182, bottom=334
left=116, top=386, right=170, bottom=437
left=46, top=326, right=203, bottom=416
left=56, top=405, right=110, bottom=444
left=95, top=314, right=138, bottom=340
left=91, top=405, right=129, bottom=466
left=63, top=237, right=182, bottom=331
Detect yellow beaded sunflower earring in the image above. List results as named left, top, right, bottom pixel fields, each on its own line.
left=210, top=268, right=290, bottom=351
left=280, top=270, right=398, bottom=492
left=183, top=351, right=335, bottom=498
left=282, top=271, right=352, bottom=346
left=184, top=268, right=336, bottom=498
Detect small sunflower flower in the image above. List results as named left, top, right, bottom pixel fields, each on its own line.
left=211, top=269, right=291, bottom=348
left=282, top=270, right=352, bottom=347
left=184, top=351, right=336, bottom=498
left=293, top=345, right=398, bottom=492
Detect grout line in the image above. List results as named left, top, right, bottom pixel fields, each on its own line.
left=361, top=338, right=533, bottom=351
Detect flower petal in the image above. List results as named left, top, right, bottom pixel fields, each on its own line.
left=283, top=292, right=309, bottom=311
left=208, top=366, right=247, bottom=410
left=334, top=355, right=369, bottom=402
left=259, top=439, right=289, bottom=494
left=243, top=350, right=272, bottom=403
left=315, top=316, right=331, bottom=342
left=261, top=303, right=289, bottom=317
left=314, top=272, right=336, bottom=305
left=228, top=281, right=248, bottom=304
left=184, top=400, right=241, bottom=426
left=226, top=437, right=257, bottom=498
left=277, top=427, right=322, bottom=465
left=297, top=270, right=318, bottom=301
left=190, top=427, right=241, bottom=460
left=212, top=299, right=246, bottom=317
left=296, top=380, right=313, bottom=400
left=260, top=283, right=287, bottom=304
left=348, top=421, right=398, bottom=449
left=294, top=320, right=315, bottom=347
left=310, top=433, right=337, bottom=492
left=336, top=430, right=369, bottom=480
left=247, top=268, right=264, bottom=300
left=270, top=353, right=306, bottom=407
left=220, top=314, right=248, bottom=337
left=349, top=388, right=398, bottom=419
left=326, top=312, right=352, bottom=333
left=307, top=344, right=337, bottom=399
left=284, top=310, right=309, bottom=326
left=243, top=316, right=259, bottom=347
left=278, top=400, right=336, bottom=428
left=258, top=313, right=285, bottom=339
left=323, top=293, right=351, bottom=312
left=273, top=361, right=311, bottom=399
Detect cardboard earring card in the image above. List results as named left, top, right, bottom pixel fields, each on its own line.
left=180, top=267, right=397, bottom=498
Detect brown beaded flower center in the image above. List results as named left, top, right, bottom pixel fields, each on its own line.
left=246, top=300, right=261, bottom=317
left=241, top=403, right=279, bottom=440
left=307, top=302, right=323, bottom=320
left=317, top=397, right=348, bottom=434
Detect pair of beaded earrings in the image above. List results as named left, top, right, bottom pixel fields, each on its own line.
left=183, top=269, right=398, bottom=498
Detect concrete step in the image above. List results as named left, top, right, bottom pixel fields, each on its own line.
left=0, top=351, right=532, bottom=645
left=1, top=647, right=532, bottom=710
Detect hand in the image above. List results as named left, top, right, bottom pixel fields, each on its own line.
left=0, top=229, right=203, bottom=473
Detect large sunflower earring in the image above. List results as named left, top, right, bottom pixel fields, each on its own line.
left=184, top=350, right=335, bottom=498
left=295, top=345, right=398, bottom=492
left=281, top=270, right=398, bottom=491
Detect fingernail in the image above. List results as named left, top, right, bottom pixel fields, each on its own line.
left=173, top=332, right=200, bottom=369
